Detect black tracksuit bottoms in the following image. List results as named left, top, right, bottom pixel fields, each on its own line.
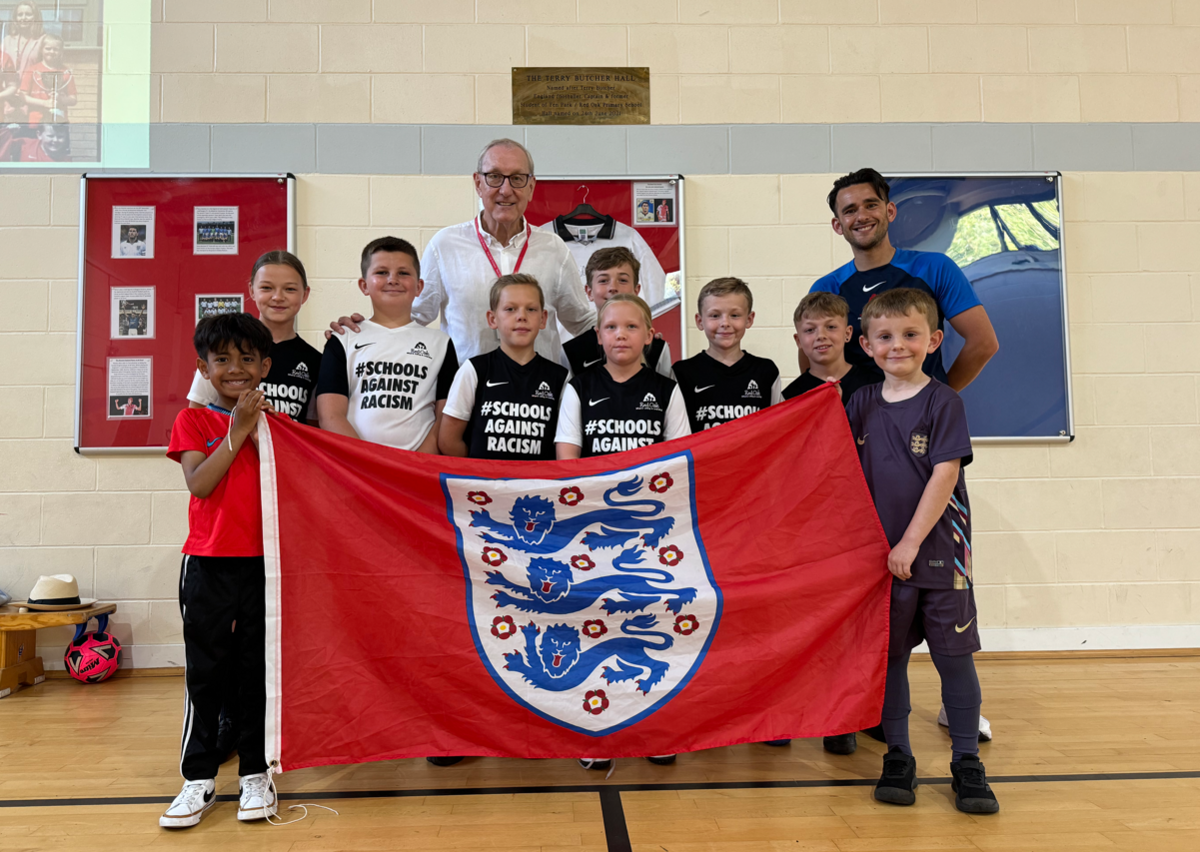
left=178, top=554, right=267, bottom=781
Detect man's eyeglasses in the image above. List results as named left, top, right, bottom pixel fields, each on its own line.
left=480, top=172, right=532, bottom=189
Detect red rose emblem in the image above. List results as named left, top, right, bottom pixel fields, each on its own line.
left=583, top=689, right=610, bottom=715
left=649, top=472, right=674, bottom=493
left=570, top=554, right=596, bottom=572
left=558, top=486, right=584, bottom=506
left=658, top=545, right=683, bottom=566
left=673, top=614, right=699, bottom=636
left=481, top=547, right=508, bottom=567
left=582, top=619, right=608, bottom=639
left=491, top=615, right=516, bottom=639
left=468, top=491, right=492, bottom=506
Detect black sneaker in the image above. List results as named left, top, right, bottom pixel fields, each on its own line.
left=215, top=709, right=238, bottom=764
left=873, top=747, right=917, bottom=806
left=645, top=754, right=676, bottom=765
left=426, top=756, right=464, bottom=767
left=861, top=723, right=886, bottom=743
left=761, top=739, right=791, bottom=747
left=578, top=758, right=612, bottom=771
left=950, top=755, right=1000, bottom=814
left=823, top=733, right=857, bottom=755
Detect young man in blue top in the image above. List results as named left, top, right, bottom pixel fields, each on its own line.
left=807, top=168, right=998, bottom=392
left=811, top=167, right=999, bottom=746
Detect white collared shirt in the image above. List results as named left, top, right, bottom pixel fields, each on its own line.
left=414, top=215, right=596, bottom=366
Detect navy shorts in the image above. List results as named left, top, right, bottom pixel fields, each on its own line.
left=889, top=581, right=980, bottom=658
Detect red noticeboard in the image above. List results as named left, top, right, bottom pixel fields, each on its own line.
left=524, top=176, right=686, bottom=361
left=76, top=175, right=296, bottom=453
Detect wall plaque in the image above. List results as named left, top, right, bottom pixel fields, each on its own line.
left=512, top=67, right=650, bottom=125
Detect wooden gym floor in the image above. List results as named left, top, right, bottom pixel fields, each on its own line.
left=1, top=653, right=1198, bottom=852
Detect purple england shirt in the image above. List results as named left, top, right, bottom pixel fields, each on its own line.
left=845, top=380, right=974, bottom=590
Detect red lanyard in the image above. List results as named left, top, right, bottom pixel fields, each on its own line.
left=475, top=217, right=531, bottom=278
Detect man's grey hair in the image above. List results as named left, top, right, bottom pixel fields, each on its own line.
left=476, top=138, right=535, bottom=176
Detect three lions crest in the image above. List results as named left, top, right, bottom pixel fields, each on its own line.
left=443, top=454, right=721, bottom=735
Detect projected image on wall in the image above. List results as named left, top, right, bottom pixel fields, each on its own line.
left=1, top=0, right=102, bottom=164
left=887, top=175, right=1069, bottom=440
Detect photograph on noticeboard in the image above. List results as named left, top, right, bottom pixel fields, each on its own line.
left=106, top=356, right=151, bottom=419
left=632, top=182, right=676, bottom=226
left=194, top=206, right=238, bottom=255
left=110, top=286, right=154, bottom=339
left=111, top=205, right=155, bottom=259
left=196, top=294, right=243, bottom=323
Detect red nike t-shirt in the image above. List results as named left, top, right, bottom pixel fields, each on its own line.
left=167, top=408, right=263, bottom=557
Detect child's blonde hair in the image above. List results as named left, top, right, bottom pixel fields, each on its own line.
left=697, top=277, right=753, bottom=313
left=489, top=273, right=544, bottom=311
left=859, top=288, right=938, bottom=336
left=596, top=293, right=654, bottom=365
left=793, top=291, right=849, bottom=324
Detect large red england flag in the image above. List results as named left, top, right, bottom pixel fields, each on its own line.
left=258, top=384, right=891, bottom=772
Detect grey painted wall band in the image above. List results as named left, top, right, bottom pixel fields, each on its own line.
left=6, top=123, right=1200, bottom=176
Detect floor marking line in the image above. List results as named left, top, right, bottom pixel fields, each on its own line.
left=598, top=787, right=633, bottom=852
left=2, top=769, right=1198, bottom=809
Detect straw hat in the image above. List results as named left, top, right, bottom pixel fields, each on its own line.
left=18, top=574, right=96, bottom=611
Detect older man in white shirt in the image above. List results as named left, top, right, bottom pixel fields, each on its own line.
left=415, top=139, right=595, bottom=365
left=330, top=139, right=595, bottom=366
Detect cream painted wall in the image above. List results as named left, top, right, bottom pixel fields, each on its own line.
left=147, top=0, right=1200, bottom=124
left=2, top=170, right=1198, bottom=664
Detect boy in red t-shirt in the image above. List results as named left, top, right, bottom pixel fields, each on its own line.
left=163, top=313, right=279, bottom=829
left=20, top=33, right=76, bottom=126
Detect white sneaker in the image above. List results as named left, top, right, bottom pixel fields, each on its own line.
left=159, top=779, right=216, bottom=828
left=937, top=704, right=993, bottom=742
left=237, top=772, right=277, bottom=821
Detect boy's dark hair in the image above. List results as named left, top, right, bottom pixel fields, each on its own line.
left=251, top=249, right=308, bottom=290
left=860, top=288, right=938, bottom=336
left=827, top=167, right=891, bottom=215
left=697, top=277, right=753, bottom=313
left=489, top=273, right=544, bottom=311
left=794, top=292, right=849, bottom=324
left=360, top=236, right=420, bottom=279
left=584, top=246, right=640, bottom=288
left=194, top=312, right=273, bottom=360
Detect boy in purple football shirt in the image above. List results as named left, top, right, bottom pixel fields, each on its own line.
left=845, top=288, right=998, bottom=815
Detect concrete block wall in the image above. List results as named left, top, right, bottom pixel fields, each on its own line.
left=146, top=1, right=1200, bottom=125
left=2, top=4, right=1199, bottom=664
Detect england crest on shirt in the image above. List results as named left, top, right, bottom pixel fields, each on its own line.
left=442, top=453, right=721, bottom=735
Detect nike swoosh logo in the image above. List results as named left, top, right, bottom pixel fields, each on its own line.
left=486, top=380, right=508, bottom=387
left=583, top=358, right=604, bottom=368
left=856, top=433, right=867, bottom=445
left=694, top=385, right=715, bottom=393
left=203, top=789, right=214, bottom=803
left=954, top=617, right=976, bottom=634
left=206, top=437, right=221, bottom=448
left=863, top=281, right=886, bottom=292
left=588, top=397, right=610, bottom=406
left=354, top=342, right=375, bottom=350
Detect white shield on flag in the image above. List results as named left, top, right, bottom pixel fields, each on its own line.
left=442, top=451, right=721, bottom=735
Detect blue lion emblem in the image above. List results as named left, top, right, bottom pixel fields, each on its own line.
left=503, top=615, right=675, bottom=694
left=469, top=477, right=674, bottom=553
left=487, top=546, right=697, bottom=615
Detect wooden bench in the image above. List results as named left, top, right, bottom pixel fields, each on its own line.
left=0, top=603, right=117, bottom=698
